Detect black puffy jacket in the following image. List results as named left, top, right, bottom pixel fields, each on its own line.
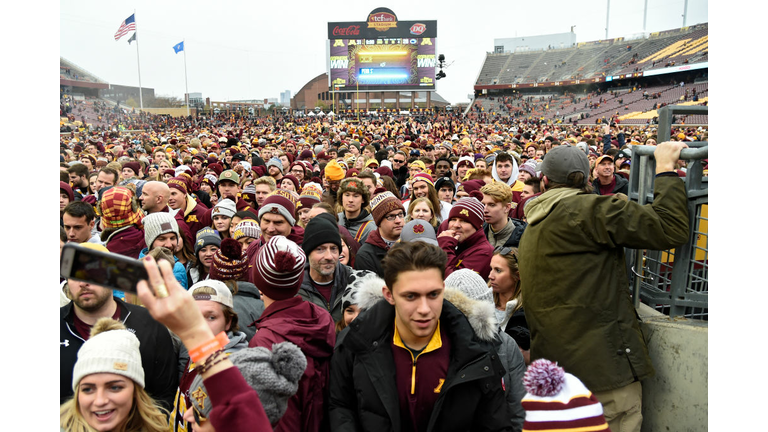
left=329, top=297, right=513, bottom=432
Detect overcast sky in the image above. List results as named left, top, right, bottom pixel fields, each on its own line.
left=60, top=0, right=707, bottom=105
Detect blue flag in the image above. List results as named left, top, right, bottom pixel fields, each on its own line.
left=173, top=41, right=184, bottom=54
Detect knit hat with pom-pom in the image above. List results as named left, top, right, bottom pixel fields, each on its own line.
left=252, top=236, right=306, bottom=300
left=71, top=318, right=144, bottom=391
left=521, top=359, right=610, bottom=431
left=189, top=342, right=307, bottom=425
left=209, top=238, right=248, bottom=282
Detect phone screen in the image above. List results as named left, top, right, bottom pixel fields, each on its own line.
left=61, top=244, right=148, bottom=294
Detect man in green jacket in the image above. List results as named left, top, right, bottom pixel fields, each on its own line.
left=518, top=142, right=690, bottom=432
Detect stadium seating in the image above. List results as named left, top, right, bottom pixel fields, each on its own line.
left=476, top=24, right=708, bottom=87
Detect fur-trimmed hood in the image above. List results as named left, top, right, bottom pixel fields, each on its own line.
left=353, top=282, right=498, bottom=342
left=442, top=288, right=498, bottom=342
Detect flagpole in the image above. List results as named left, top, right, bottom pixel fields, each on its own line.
left=183, top=38, right=189, bottom=116
left=134, top=9, right=144, bottom=110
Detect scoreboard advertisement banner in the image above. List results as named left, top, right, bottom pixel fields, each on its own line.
left=328, top=8, right=437, bottom=92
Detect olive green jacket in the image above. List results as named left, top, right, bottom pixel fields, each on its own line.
left=518, top=175, right=689, bottom=392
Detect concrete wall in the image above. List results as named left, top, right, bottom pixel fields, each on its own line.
left=638, top=304, right=708, bottom=432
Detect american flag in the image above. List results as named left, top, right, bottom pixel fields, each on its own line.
left=114, top=14, right=136, bottom=41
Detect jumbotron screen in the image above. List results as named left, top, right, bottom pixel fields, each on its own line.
left=329, top=38, right=437, bottom=91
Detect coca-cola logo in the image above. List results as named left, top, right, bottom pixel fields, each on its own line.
left=332, top=25, right=360, bottom=36
left=369, top=13, right=395, bottom=22
left=410, top=23, right=426, bottom=35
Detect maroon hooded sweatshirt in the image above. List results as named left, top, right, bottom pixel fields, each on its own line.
left=249, top=296, right=336, bottom=432
left=437, top=227, right=494, bottom=281
left=103, top=225, right=146, bottom=259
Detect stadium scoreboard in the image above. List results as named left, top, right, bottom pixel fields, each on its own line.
left=328, top=8, right=437, bottom=92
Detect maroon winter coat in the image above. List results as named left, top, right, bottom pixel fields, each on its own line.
left=103, top=225, right=146, bottom=259
left=249, top=296, right=336, bottom=432
left=203, top=367, right=273, bottom=432
left=180, top=195, right=210, bottom=237
left=437, top=227, right=494, bottom=281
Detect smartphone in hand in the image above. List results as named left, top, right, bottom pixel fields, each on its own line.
left=60, top=243, right=148, bottom=294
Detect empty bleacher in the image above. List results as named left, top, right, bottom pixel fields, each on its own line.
left=476, top=24, right=708, bottom=87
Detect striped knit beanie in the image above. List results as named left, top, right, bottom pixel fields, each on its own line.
left=232, top=220, right=261, bottom=241
left=258, top=189, right=297, bottom=226
left=521, top=359, right=610, bottom=431
left=252, top=236, right=306, bottom=301
left=448, top=196, right=485, bottom=230
left=167, top=177, right=188, bottom=195
left=411, top=172, right=434, bottom=188
left=298, top=183, right=322, bottom=211
left=370, top=191, right=404, bottom=226
left=209, top=238, right=248, bottom=282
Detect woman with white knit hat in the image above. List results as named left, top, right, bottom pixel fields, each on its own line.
left=60, top=318, right=168, bottom=432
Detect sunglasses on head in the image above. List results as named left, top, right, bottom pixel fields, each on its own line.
left=494, top=246, right=518, bottom=262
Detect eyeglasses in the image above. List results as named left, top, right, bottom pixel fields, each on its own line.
left=393, top=159, right=406, bottom=164
left=384, top=211, right=405, bottom=222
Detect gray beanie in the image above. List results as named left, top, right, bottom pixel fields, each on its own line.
left=212, top=198, right=237, bottom=219
left=195, top=227, right=222, bottom=255
left=444, top=268, right=493, bottom=305
left=189, top=342, right=307, bottom=424
left=266, top=157, right=284, bottom=174
left=142, top=212, right=180, bottom=248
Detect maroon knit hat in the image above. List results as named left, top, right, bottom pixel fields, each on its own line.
left=281, top=174, right=300, bottom=191
left=209, top=238, right=248, bottom=282
left=449, top=195, right=485, bottom=230
left=252, top=236, right=306, bottom=301
left=374, top=166, right=394, bottom=178
left=258, top=190, right=297, bottom=226
left=60, top=181, right=74, bottom=202
left=123, top=161, right=141, bottom=176
left=457, top=179, right=486, bottom=196
left=162, top=169, right=175, bottom=177
left=207, top=163, right=224, bottom=176
left=167, top=177, right=188, bottom=194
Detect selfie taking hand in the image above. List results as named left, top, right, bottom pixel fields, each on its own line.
left=137, top=256, right=213, bottom=348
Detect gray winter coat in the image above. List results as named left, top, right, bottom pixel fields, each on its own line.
left=337, top=210, right=376, bottom=244
left=443, top=289, right=526, bottom=431
left=233, top=281, right=265, bottom=341
left=297, top=261, right=354, bottom=323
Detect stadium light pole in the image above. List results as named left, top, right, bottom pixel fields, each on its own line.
left=682, top=0, right=688, bottom=27
left=605, top=0, right=610, bottom=40
left=643, top=0, right=648, bottom=33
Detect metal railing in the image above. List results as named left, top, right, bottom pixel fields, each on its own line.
left=627, top=105, right=708, bottom=319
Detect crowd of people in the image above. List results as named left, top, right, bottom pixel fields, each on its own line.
left=59, top=109, right=699, bottom=432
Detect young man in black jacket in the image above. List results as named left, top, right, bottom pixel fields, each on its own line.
left=330, top=241, right=513, bottom=432
left=60, top=245, right=178, bottom=411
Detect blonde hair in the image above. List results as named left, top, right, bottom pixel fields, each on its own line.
left=480, top=181, right=514, bottom=204
left=406, top=197, right=438, bottom=227
left=60, top=384, right=169, bottom=432
left=252, top=176, right=277, bottom=190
